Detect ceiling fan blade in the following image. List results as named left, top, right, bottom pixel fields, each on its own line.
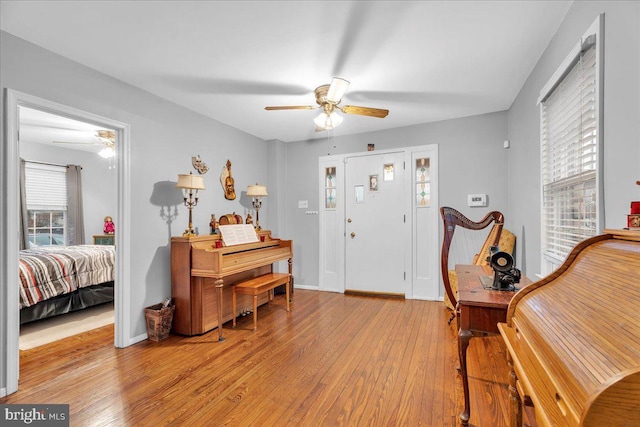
left=326, top=77, right=350, bottom=104
left=265, top=106, right=318, bottom=111
left=53, top=140, right=97, bottom=145
left=340, top=105, right=389, bottom=118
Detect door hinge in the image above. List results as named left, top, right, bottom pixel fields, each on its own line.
left=404, top=272, right=406, bottom=280
left=404, top=214, right=406, bottom=223
left=403, top=161, right=406, bottom=170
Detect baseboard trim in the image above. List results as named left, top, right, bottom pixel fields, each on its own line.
left=344, top=289, right=405, bottom=299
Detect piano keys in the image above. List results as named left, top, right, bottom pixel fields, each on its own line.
left=171, top=231, right=293, bottom=336
left=498, top=229, right=640, bottom=427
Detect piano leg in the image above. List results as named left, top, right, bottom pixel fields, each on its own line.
left=458, top=328, right=472, bottom=426
left=215, top=278, right=225, bottom=342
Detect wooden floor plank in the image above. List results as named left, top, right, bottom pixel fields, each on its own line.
left=2, top=290, right=513, bottom=426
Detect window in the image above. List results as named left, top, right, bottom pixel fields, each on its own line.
left=538, top=15, right=603, bottom=274
left=25, top=163, right=67, bottom=247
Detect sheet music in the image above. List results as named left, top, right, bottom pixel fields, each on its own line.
left=219, top=224, right=259, bottom=246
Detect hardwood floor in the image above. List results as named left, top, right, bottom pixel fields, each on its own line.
left=2, top=290, right=513, bottom=426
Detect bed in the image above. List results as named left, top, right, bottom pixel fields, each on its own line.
left=19, top=244, right=115, bottom=324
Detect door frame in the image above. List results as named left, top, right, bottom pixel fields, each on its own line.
left=318, top=144, right=439, bottom=300
left=1, top=89, right=131, bottom=396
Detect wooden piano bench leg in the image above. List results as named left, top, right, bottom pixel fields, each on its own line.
left=232, top=286, right=237, bottom=328
left=253, top=294, right=258, bottom=331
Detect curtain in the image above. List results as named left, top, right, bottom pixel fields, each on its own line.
left=66, top=165, right=85, bottom=245
left=19, top=159, right=29, bottom=250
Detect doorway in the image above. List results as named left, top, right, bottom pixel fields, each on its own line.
left=344, top=151, right=406, bottom=295
left=2, top=89, right=131, bottom=396
left=318, top=145, right=440, bottom=300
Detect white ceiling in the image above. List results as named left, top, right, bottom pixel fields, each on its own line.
left=1, top=1, right=572, bottom=143
left=19, top=106, right=113, bottom=153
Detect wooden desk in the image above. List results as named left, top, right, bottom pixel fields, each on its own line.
left=455, top=264, right=532, bottom=426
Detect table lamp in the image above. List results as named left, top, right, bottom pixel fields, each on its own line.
left=247, top=183, right=268, bottom=230
left=176, top=172, right=205, bottom=236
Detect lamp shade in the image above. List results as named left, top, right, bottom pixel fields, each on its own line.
left=247, top=183, right=268, bottom=197
left=176, top=172, right=205, bottom=190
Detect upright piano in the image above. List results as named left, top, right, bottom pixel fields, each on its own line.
left=498, top=230, right=640, bottom=427
left=171, top=230, right=292, bottom=336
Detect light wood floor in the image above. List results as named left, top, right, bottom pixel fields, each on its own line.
left=2, top=290, right=513, bottom=426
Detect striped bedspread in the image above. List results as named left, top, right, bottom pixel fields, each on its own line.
left=19, top=245, right=115, bottom=309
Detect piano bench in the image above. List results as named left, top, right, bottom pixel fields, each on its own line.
left=232, top=273, right=291, bottom=331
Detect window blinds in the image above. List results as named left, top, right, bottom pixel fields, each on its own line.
left=541, top=45, right=598, bottom=262
left=25, top=163, right=67, bottom=211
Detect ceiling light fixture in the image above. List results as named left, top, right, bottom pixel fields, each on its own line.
left=98, top=146, right=115, bottom=159
left=314, top=111, right=343, bottom=130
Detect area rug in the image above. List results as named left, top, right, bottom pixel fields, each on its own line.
left=19, top=303, right=114, bottom=350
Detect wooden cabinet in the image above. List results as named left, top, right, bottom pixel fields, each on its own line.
left=93, top=234, right=115, bottom=245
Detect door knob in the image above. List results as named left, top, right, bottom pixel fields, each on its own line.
left=350, top=232, right=356, bottom=238
left=347, top=218, right=352, bottom=223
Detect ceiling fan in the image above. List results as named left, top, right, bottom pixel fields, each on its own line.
left=265, top=77, right=389, bottom=131
left=53, top=130, right=115, bottom=158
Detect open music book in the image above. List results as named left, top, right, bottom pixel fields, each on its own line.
left=219, top=224, right=259, bottom=246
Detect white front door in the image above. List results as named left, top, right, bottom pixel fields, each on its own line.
left=344, top=152, right=406, bottom=295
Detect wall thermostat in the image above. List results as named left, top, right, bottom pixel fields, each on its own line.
left=468, top=194, right=487, bottom=207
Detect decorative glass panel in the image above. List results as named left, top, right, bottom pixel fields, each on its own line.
left=325, top=188, right=336, bottom=209
left=416, top=183, right=431, bottom=207
left=416, top=158, right=430, bottom=182
left=383, top=164, right=394, bottom=181
left=325, top=167, right=336, bottom=209
left=416, top=158, right=431, bottom=207
left=325, top=167, right=335, bottom=189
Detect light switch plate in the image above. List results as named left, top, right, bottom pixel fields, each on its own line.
left=298, top=200, right=308, bottom=209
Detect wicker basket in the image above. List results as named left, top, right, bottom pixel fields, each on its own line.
left=144, top=304, right=175, bottom=341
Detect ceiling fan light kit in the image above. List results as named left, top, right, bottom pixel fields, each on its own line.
left=265, top=76, right=389, bottom=130
left=53, top=129, right=116, bottom=159
left=314, top=111, right=343, bottom=130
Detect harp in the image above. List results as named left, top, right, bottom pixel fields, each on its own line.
left=440, top=207, right=505, bottom=323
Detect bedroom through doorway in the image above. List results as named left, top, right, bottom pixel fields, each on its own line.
left=18, top=106, right=117, bottom=350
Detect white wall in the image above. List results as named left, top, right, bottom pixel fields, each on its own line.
left=282, top=111, right=510, bottom=293
left=19, top=140, right=116, bottom=239
left=507, top=1, right=640, bottom=276
left=0, top=31, right=271, bottom=350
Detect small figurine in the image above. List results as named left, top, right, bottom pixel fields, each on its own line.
left=103, top=216, right=115, bottom=235
left=246, top=213, right=253, bottom=225
left=210, top=214, right=218, bottom=234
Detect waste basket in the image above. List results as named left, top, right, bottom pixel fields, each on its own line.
left=144, top=303, right=175, bottom=341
